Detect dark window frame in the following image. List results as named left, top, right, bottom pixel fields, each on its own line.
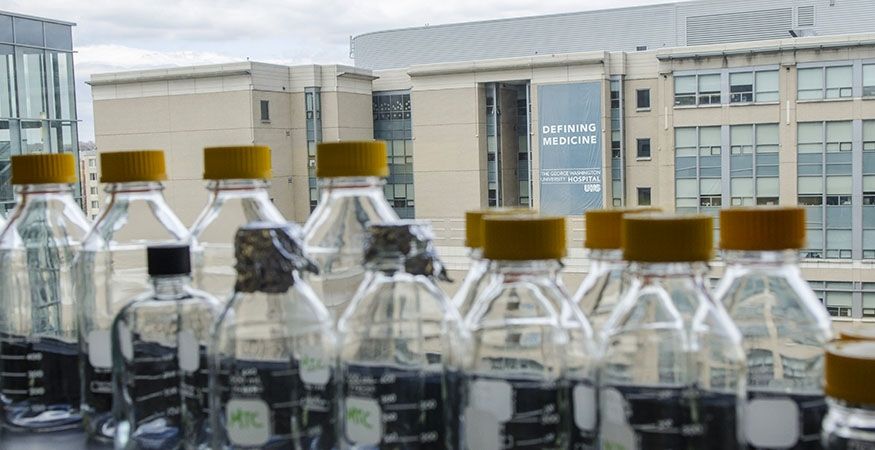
left=636, top=138, right=651, bottom=159
left=636, top=88, right=651, bottom=110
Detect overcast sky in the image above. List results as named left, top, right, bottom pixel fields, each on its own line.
left=3, top=0, right=679, bottom=141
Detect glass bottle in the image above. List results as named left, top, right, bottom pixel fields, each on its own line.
left=572, top=209, right=643, bottom=336
left=599, top=214, right=746, bottom=449
left=461, top=216, right=597, bottom=450
left=76, top=150, right=190, bottom=441
left=303, top=141, right=397, bottom=320
left=0, top=153, right=90, bottom=432
left=112, top=244, right=221, bottom=450
left=821, top=341, right=875, bottom=449
left=453, top=208, right=533, bottom=317
left=210, top=222, right=336, bottom=450
left=337, top=222, right=463, bottom=450
left=191, top=145, right=286, bottom=301
left=715, top=207, right=833, bottom=449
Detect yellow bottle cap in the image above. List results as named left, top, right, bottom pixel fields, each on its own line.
left=623, top=213, right=713, bottom=263
left=465, top=208, right=535, bottom=248
left=824, top=341, right=875, bottom=405
left=720, top=207, right=806, bottom=251
left=10, top=153, right=76, bottom=185
left=100, top=150, right=167, bottom=183
left=585, top=207, right=661, bottom=250
left=838, top=325, right=875, bottom=342
left=316, top=141, right=389, bottom=178
left=203, top=146, right=271, bottom=180
left=483, top=216, right=566, bottom=261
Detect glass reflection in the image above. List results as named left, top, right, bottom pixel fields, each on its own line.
left=16, top=47, right=46, bottom=119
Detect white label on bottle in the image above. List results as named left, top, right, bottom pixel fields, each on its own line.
left=470, top=379, right=513, bottom=422
left=117, top=322, right=133, bottom=361
left=87, top=330, right=112, bottom=369
left=573, top=384, right=597, bottom=431
left=298, top=346, right=330, bottom=386
left=464, top=407, right=501, bottom=450
left=226, top=398, right=270, bottom=446
left=745, top=397, right=799, bottom=448
left=345, top=397, right=382, bottom=445
left=177, top=331, right=199, bottom=372
left=599, top=388, right=638, bottom=450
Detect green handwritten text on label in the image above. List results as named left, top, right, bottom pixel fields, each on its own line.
left=347, top=406, right=372, bottom=429
left=229, top=408, right=264, bottom=430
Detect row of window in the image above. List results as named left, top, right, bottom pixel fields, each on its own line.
left=674, top=69, right=779, bottom=106
left=0, top=45, right=76, bottom=121
left=672, top=62, right=875, bottom=106
left=0, top=15, right=73, bottom=50
left=373, top=92, right=415, bottom=219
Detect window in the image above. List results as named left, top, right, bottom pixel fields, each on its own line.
left=373, top=91, right=414, bottom=218
left=798, top=121, right=854, bottom=259
left=259, top=100, right=269, bottom=122
left=698, top=74, right=721, bottom=105
left=17, top=47, right=46, bottom=119
left=89, top=173, right=96, bottom=181
left=637, top=187, right=652, bottom=206
left=89, top=159, right=95, bottom=168
left=610, top=79, right=623, bottom=208
left=0, top=45, right=14, bottom=118
left=798, top=66, right=852, bottom=100
left=674, top=76, right=696, bottom=106
left=864, top=64, right=875, bottom=97
left=636, top=45, right=647, bottom=51
left=674, top=73, right=721, bottom=106
left=674, top=126, right=722, bottom=214
left=863, top=121, right=875, bottom=257
left=13, top=17, right=43, bottom=46
left=90, top=187, right=97, bottom=195
left=826, top=66, right=853, bottom=99
left=90, top=201, right=98, bottom=208
left=636, top=89, right=650, bottom=109
left=729, top=72, right=753, bottom=103
left=44, top=23, right=73, bottom=50
left=636, top=138, right=651, bottom=159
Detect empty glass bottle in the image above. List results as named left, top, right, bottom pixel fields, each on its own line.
left=210, top=223, right=336, bottom=450
left=821, top=341, right=875, bottom=449
left=572, top=209, right=643, bottom=336
left=191, top=145, right=286, bottom=301
left=461, top=216, right=596, bottom=450
left=453, top=208, right=533, bottom=317
left=77, top=150, right=190, bottom=441
left=599, top=214, right=746, bottom=450
left=113, top=244, right=221, bottom=450
left=337, top=222, right=463, bottom=450
left=303, top=141, right=397, bottom=320
left=0, top=153, right=90, bottom=432
left=715, top=207, right=832, bottom=449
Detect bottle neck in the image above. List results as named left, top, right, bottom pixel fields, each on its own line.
left=150, top=274, right=191, bottom=299
left=105, top=181, right=165, bottom=196
left=722, top=249, right=799, bottom=268
left=468, top=247, right=484, bottom=260
left=206, top=179, right=270, bottom=193
left=14, top=183, right=76, bottom=202
left=628, top=261, right=709, bottom=279
left=317, top=176, right=385, bottom=204
left=828, top=397, right=875, bottom=414
left=489, top=259, right=563, bottom=281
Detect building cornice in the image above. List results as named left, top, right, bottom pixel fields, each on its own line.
left=407, top=51, right=606, bottom=77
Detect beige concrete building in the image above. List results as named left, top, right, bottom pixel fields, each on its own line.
left=78, top=148, right=100, bottom=220
left=91, top=2, right=875, bottom=326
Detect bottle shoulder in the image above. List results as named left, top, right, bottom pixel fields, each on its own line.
left=339, top=273, right=459, bottom=331
left=190, top=195, right=286, bottom=244
left=0, top=197, right=90, bottom=248
left=718, top=268, right=833, bottom=338
left=83, top=197, right=190, bottom=249
left=303, top=194, right=397, bottom=248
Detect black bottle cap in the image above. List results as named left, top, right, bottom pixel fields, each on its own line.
left=147, top=244, right=191, bottom=276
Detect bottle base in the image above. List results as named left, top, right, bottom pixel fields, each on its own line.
left=2, top=405, right=82, bottom=433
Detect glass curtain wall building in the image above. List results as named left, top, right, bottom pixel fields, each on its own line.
left=0, top=12, right=78, bottom=212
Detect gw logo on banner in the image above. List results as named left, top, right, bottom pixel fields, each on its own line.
left=537, top=82, right=603, bottom=215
